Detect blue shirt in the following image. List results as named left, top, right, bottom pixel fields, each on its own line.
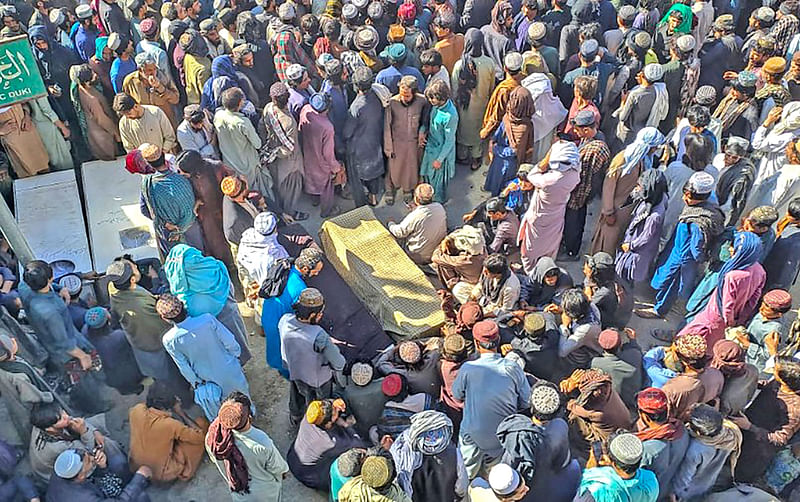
left=668, top=221, right=706, bottom=266
left=578, top=466, right=659, bottom=502
left=18, top=282, right=94, bottom=364
left=162, top=312, right=248, bottom=398
left=320, top=80, right=349, bottom=154
left=452, top=353, right=530, bottom=455
left=110, top=56, right=137, bottom=94
left=375, top=65, right=427, bottom=95
left=73, top=25, right=98, bottom=62
left=643, top=346, right=678, bottom=388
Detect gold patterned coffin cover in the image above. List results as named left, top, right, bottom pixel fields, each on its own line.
left=318, top=206, right=445, bottom=339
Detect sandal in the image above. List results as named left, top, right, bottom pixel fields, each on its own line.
left=368, top=194, right=379, bottom=206
left=385, top=190, right=395, bottom=206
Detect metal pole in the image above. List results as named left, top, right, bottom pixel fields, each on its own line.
left=0, top=195, right=34, bottom=266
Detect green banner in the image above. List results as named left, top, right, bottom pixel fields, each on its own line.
left=0, top=35, right=47, bottom=107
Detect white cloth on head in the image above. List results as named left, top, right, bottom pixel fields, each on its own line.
left=522, top=72, right=567, bottom=143
left=235, top=228, right=289, bottom=285
left=450, top=225, right=486, bottom=256
left=546, top=140, right=580, bottom=171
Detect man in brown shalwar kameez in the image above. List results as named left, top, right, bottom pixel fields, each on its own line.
left=591, top=127, right=665, bottom=257
left=0, top=103, right=49, bottom=178
left=384, top=75, right=425, bottom=205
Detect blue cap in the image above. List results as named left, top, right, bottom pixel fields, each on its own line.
left=54, top=450, right=83, bottom=479
left=84, top=307, right=109, bottom=329
left=309, top=92, right=331, bottom=112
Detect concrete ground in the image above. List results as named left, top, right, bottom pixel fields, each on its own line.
left=1, top=162, right=705, bottom=500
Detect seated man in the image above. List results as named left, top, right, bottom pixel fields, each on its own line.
left=518, top=257, right=573, bottom=310
left=462, top=197, right=520, bottom=257
left=468, top=463, right=530, bottom=501
left=388, top=183, right=448, bottom=265
left=47, top=448, right=152, bottom=501
left=287, top=399, right=369, bottom=490
left=484, top=197, right=520, bottom=256
left=576, top=433, right=658, bottom=502
left=661, top=332, right=723, bottom=421
left=342, top=362, right=387, bottom=438
left=375, top=340, right=442, bottom=397
left=501, top=311, right=559, bottom=380
left=29, top=402, right=126, bottom=482
left=372, top=373, right=434, bottom=441
left=58, top=274, right=88, bottom=332
left=470, top=254, right=521, bottom=316
left=560, top=368, right=632, bottom=457
left=431, top=226, right=487, bottom=304
left=128, top=381, right=208, bottom=482
left=82, top=307, right=144, bottom=396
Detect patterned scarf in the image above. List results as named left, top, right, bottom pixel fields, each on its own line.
left=260, top=102, right=294, bottom=165
left=713, top=93, right=755, bottom=133
left=756, top=82, right=791, bottom=106
left=677, top=200, right=725, bottom=253
left=390, top=411, right=453, bottom=498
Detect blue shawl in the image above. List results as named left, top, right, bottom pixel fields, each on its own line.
left=164, top=244, right=231, bottom=317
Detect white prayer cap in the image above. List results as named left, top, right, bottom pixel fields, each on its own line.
left=643, top=63, right=663, bottom=82
left=489, top=464, right=521, bottom=496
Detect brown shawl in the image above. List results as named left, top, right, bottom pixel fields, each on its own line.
left=503, top=86, right=536, bottom=163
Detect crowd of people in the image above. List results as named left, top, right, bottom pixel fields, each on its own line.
left=1, top=0, right=800, bottom=499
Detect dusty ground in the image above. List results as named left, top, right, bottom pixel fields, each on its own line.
left=2, top=162, right=720, bottom=500
left=136, top=161, right=691, bottom=501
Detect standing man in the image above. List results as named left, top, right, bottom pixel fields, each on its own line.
left=19, top=261, right=107, bottom=415
left=279, top=288, right=346, bottom=426
left=384, top=75, right=424, bottom=206
left=261, top=247, right=325, bottom=377
left=421, top=79, right=458, bottom=203
left=207, top=394, right=289, bottom=501
left=452, top=320, right=530, bottom=479
left=177, top=105, right=216, bottom=158
left=137, top=144, right=204, bottom=256
left=287, top=64, right=315, bottom=121
left=113, top=93, right=177, bottom=152
left=136, top=17, right=175, bottom=88
left=560, top=110, right=611, bottom=261
left=480, top=52, right=523, bottom=141
left=72, top=4, right=97, bottom=62
left=638, top=172, right=724, bottom=320
left=157, top=293, right=250, bottom=420
left=215, top=87, right=274, bottom=200
left=123, top=52, right=181, bottom=128
left=344, top=67, right=385, bottom=207
left=300, top=93, right=344, bottom=218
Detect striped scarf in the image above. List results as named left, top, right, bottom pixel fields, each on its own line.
left=713, top=94, right=754, bottom=133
